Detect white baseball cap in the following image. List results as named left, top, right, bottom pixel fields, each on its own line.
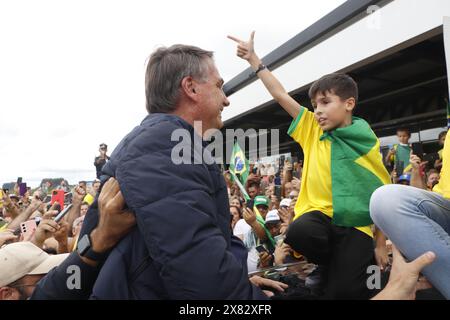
left=0, top=241, right=69, bottom=287
left=265, top=210, right=281, bottom=224
left=280, top=198, right=292, bottom=208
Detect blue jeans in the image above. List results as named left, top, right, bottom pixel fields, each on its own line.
left=370, top=184, right=450, bottom=299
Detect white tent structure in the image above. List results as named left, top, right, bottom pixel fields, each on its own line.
left=222, top=0, right=450, bottom=157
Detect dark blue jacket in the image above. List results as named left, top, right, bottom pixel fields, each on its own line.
left=32, top=113, right=264, bottom=300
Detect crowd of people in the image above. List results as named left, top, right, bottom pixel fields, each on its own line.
left=0, top=31, right=448, bottom=300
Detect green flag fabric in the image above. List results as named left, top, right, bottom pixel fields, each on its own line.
left=320, top=117, right=391, bottom=227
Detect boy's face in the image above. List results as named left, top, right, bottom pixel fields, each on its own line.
left=439, top=134, right=446, bottom=146
left=312, top=91, right=355, bottom=131
left=397, top=131, right=410, bottom=144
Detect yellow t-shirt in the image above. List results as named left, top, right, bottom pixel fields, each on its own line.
left=433, top=133, right=450, bottom=198
left=288, top=107, right=373, bottom=238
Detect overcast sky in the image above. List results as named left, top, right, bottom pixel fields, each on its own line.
left=0, top=0, right=346, bottom=188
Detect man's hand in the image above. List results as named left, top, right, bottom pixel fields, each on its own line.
left=90, top=178, right=136, bottom=253
left=258, top=251, right=273, bottom=269
left=277, top=207, right=292, bottom=224
left=243, top=207, right=257, bottom=226
left=228, top=31, right=256, bottom=62
left=0, top=230, right=18, bottom=246
left=53, top=220, right=70, bottom=243
left=372, top=245, right=435, bottom=300
left=249, top=275, right=288, bottom=298
left=72, top=185, right=86, bottom=206
left=274, top=243, right=292, bottom=266
left=31, top=219, right=60, bottom=248
left=410, top=153, right=427, bottom=171
left=291, top=177, right=301, bottom=191
left=375, top=244, right=389, bottom=272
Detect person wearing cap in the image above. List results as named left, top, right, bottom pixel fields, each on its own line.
left=94, top=143, right=110, bottom=179
left=242, top=195, right=274, bottom=245
left=397, top=173, right=411, bottom=185
left=27, top=178, right=136, bottom=300
left=0, top=242, right=69, bottom=300
left=264, top=210, right=282, bottom=239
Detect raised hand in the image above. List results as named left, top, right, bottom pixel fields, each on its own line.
left=242, top=207, right=257, bottom=225
left=227, top=31, right=256, bottom=62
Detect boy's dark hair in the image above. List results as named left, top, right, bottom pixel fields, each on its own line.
left=308, top=73, right=358, bottom=103
left=247, top=181, right=259, bottom=190
left=438, top=131, right=447, bottom=140
left=396, top=127, right=411, bottom=137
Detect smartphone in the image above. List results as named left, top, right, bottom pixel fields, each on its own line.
left=51, top=189, right=65, bottom=208
left=411, top=142, right=424, bottom=159
left=423, top=153, right=438, bottom=168
left=246, top=199, right=255, bottom=210
left=274, top=235, right=285, bottom=246
left=274, top=185, right=282, bottom=201
left=54, top=204, right=73, bottom=223
left=20, top=220, right=37, bottom=240
left=17, top=177, right=23, bottom=185
left=255, top=244, right=269, bottom=254
left=19, top=183, right=27, bottom=197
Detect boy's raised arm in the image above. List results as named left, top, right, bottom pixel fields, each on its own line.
left=228, top=31, right=301, bottom=119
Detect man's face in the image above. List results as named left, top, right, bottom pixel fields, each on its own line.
left=194, top=60, right=230, bottom=133
left=427, top=173, right=440, bottom=187
left=248, top=186, right=259, bottom=199
left=256, top=205, right=269, bottom=218
left=0, top=274, right=43, bottom=300
left=397, top=131, right=410, bottom=144
left=266, top=222, right=281, bottom=237
left=92, top=182, right=101, bottom=193
left=312, top=91, right=354, bottom=131
left=80, top=204, right=89, bottom=216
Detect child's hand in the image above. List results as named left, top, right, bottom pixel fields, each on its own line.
left=227, top=31, right=256, bottom=62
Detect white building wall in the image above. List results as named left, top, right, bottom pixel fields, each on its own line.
left=223, top=0, right=450, bottom=122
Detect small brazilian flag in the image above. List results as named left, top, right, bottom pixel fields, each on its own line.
left=229, top=141, right=249, bottom=187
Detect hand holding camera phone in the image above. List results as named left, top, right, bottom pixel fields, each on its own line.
left=53, top=204, right=73, bottom=223
left=20, top=220, right=37, bottom=241
left=255, top=244, right=269, bottom=254
left=411, top=142, right=424, bottom=159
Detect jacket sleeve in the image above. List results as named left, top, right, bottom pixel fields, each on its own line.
left=116, top=142, right=265, bottom=299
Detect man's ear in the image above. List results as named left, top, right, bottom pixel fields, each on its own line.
left=181, top=76, right=198, bottom=102
left=345, top=97, right=356, bottom=112
left=0, top=287, right=18, bottom=300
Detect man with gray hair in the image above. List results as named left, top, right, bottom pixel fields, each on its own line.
left=70, top=44, right=284, bottom=299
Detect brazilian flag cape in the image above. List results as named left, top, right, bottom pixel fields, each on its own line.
left=320, top=117, right=391, bottom=227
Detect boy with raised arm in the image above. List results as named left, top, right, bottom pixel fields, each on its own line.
left=229, top=32, right=390, bottom=299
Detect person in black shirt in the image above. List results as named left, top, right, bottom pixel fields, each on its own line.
left=94, top=143, right=110, bottom=179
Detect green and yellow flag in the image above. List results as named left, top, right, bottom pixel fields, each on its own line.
left=229, top=141, right=249, bottom=187
left=320, top=117, right=391, bottom=227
